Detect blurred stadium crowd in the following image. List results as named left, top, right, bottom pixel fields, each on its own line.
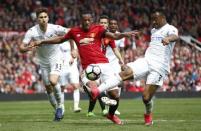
left=0, top=0, right=201, bottom=94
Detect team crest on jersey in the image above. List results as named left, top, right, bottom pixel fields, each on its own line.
left=90, top=33, right=95, bottom=38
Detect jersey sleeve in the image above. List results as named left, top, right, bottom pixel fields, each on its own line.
left=64, top=29, right=73, bottom=40
left=109, top=39, right=116, bottom=49
left=98, top=25, right=107, bottom=38
left=168, top=26, right=178, bottom=36
left=116, top=38, right=125, bottom=48
left=22, top=29, right=33, bottom=44
left=55, top=25, right=70, bottom=35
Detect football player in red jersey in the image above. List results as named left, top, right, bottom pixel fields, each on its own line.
left=86, top=15, right=123, bottom=118
left=29, top=11, right=138, bottom=125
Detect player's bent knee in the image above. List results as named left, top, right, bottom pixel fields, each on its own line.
left=107, top=89, right=120, bottom=99
left=49, top=75, right=59, bottom=86
left=45, top=85, right=54, bottom=94
left=142, top=94, right=151, bottom=103
left=119, top=67, right=134, bottom=81
left=71, top=83, right=80, bottom=90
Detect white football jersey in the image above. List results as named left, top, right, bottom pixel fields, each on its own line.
left=60, top=41, right=77, bottom=69
left=145, top=23, right=178, bottom=73
left=106, top=31, right=125, bottom=63
left=23, top=24, right=69, bottom=66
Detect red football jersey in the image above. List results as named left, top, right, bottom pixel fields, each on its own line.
left=101, top=38, right=116, bottom=55
left=64, top=24, right=109, bottom=69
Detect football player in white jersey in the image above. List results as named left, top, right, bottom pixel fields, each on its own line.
left=59, top=40, right=82, bottom=113
left=108, top=18, right=125, bottom=64
left=19, top=7, right=68, bottom=121
left=105, top=18, right=126, bottom=115
left=118, top=10, right=178, bottom=125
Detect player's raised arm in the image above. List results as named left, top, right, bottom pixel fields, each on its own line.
left=105, top=30, right=139, bottom=40
left=112, top=47, right=124, bottom=65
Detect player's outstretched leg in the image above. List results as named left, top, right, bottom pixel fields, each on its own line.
left=82, top=84, right=100, bottom=100
left=105, top=90, right=122, bottom=125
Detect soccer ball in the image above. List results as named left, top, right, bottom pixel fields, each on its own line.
left=85, top=64, right=101, bottom=81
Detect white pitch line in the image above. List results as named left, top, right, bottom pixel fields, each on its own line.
left=60, top=119, right=201, bottom=123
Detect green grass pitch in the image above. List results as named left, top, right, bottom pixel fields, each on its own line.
left=0, top=98, right=201, bottom=131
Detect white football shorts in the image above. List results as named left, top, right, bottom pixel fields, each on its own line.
left=127, top=58, right=166, bottom=86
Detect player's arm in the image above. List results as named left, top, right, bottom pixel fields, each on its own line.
left=162, top=34, right=179, bottom=45
left=105, top=30, right=139, bottom=40
left=162, top=27, right=179, bottom=45
left=19, top=43, right=36, bottom=53
left=29, top=35, right=67, bottom=48
left=112, top=48, right=124, bottom=65
left=19, top=29, right=35, bottom=53
left=69, top=39, right=78, bottom=65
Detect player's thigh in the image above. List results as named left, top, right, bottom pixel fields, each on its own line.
left=59, top=73, right=69, bottom=87
left=143, top=71, right=166, bottom=99
left=107, top=88, right=120, bottom=99
left=97, top=63, right=117, bottom=82
left=146, top=71, right=165, bottom=86
left=41, top=66, right=51, bottom=86
left=110, top=60, right=121, bottom=74
left=69, top=65, right=80, bottom=84
left=50, top=61, right=62, bottom=85
left=127, top=58, right=149, bottom=80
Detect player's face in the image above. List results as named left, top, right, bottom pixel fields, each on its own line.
left=99, top=18, right=109, bottom=29
left=109, top=20, right=118, bottom=33
left=81, top=14, right=93, bottom=31
left=151, top=12, right=164, bottom=29
left=37, top=12, right=49, bottom=26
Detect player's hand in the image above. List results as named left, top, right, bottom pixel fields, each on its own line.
left=28, top=40, right=42, bottom=48
left=124, top=30, right=140, bottom=37
left=69, top=57, right=74, bottom=65
left=71, top=49, right=77, bottom=59
left=162, top=37, right=170, bottom=45
left=119, top=60, right=124, bottom=66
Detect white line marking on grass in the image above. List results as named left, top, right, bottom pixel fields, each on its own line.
left=61, top=119, right=201, bottom=123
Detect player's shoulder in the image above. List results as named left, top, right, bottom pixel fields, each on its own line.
left=165, top=24, right=178, bottom=31
left=69, top=26, right=81, bottom=32
left=47, top=23, right=64, bottom=29
left=26, top=25, right=38, bottom=35
left=103, top=37, right=113, bottom=44
left=91, top=24, right=104, bottom=29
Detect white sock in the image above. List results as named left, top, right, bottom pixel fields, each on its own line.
left=61, top=91, right=65, bottom=106
left=98, top=74, right=122, bottom=93
left=47, top=92, right=57, bottom=110
left=73, top=88, right=80, bottom=109
left=54, top=83, right=62, bottom=108
left=118, top=88, right=121, bottom=96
